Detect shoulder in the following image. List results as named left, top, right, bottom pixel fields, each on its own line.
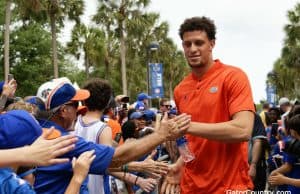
left=217, top=62, right=248, bottom=79
left=175, top=73, right=193, bottom=89
left=174, top=73, right=194, bottom=98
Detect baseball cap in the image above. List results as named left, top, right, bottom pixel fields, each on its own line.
left=137, top=93, right=151, bottom=101
left=0, top=110, right=61, bottom=149
left=279, top=97, right=290, bottom=106
left=130, top=112, right=146, bottom=120
left=144, top=109, right=156, bottom=121
left=0, top=81, right=4, bottom=94
left=36, top=77, right=90, bottom=110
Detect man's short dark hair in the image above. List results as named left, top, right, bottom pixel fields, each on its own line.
left=179, top=16, right=216, bottom=40
left=83, top=78, right=112, bottom=111
left=288, top=114, right=300, bottom=135
left=262, top=102, right=270, bottom=109
left=159, top=98, right=170, bottom=106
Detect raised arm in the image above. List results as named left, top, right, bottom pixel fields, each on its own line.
left=188, top=111, right=254, bottom=142
left=109, top=113, right=191, bottom=168
left=0, top=131, right=77, bottom=167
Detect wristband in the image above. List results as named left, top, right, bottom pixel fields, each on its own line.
left=134, top=176, right=139, bottom=185
left=121, top=164, right=128, bottom=172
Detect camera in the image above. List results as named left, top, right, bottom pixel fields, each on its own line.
left=283, top=137, right=300, bottom=158
left=122, top=103, right=128, bottom=110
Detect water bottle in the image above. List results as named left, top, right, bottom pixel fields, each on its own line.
left=176, top=136, right=195, bottom=162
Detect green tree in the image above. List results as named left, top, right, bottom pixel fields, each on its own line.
left=268, top=59, right=296, bottom=99
left=9, top=21, right=74, bottom=97
left=16, top=0, right=84, bottom=78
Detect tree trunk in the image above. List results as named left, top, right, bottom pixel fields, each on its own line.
left=120, top=20, right=127, bottom=95
left=169, top=79, right=173, bottom=100
left=4, top=0, right=11, bottom=81
left=85, top=52, right=89, bottom=78
left=104, top=54, right=109, bottom=80
left=50, top=9, right=58, bottom=78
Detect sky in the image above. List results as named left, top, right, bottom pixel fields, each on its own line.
left=64, top=0, right=299, bottom=103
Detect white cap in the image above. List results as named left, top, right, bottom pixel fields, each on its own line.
left=278, top=97, right=290, bottom=106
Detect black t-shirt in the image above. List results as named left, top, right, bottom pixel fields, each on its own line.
left=250, top=114, right=268, bottom=162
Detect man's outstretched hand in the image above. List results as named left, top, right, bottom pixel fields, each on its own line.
left=160, top=163, right=182, bottom=194
left=24, top=128, right=78, bottom=166
left=157, top=112, right=191, bottom=140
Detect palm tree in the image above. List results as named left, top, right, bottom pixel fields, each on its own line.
left=67, top=23, right=106, bottom=78
left=269, top=59, right=297, bottom=99
left=280, top=3, right=300, bottom=98
left=93, top=0, right=151, bottom=95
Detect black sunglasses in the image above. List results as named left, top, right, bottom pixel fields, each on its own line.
left=64, top=101, right=79, bottom=109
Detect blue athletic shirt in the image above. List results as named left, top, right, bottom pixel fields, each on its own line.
left=34, top=119, right=115, bottom=194
left=135, top=101, right=146, bottom=111
left=283, top=152, right=300, bottom=193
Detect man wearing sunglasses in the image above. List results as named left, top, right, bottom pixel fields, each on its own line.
left=159, top=98, right=172, bottom=114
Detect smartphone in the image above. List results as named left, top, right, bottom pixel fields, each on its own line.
left=7, top=74, right=14, bottom=81
left=122, top=103, right=128, bottom=110
left=114, top=133, right=122, bottom=143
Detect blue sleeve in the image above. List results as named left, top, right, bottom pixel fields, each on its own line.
left=64, top=136, right=115, bottom=175
left=283, top=152, right=298, bottom=164
left=0, top=169, right=36, bottom=194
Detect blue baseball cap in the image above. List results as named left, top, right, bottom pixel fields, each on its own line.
left=130, top=112, right=146, bottom=120
left=137, top=93, right=151, bottom=101
left=36, top=77, right=90, bottom=110
left=144, top=110, right=156, bottom=121
left=0, top=110, right=61, bottom=149
left=0, top=81, right=4, bottom=94
left=25, top=96, right=46, bottom=110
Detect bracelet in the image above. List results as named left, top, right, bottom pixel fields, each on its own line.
left=134, top=176, right=139, bottom=185
left=121, top=164, right=128, bottom=172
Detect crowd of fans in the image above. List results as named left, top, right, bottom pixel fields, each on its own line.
left=249, top=98, right=300, bottom=193
left=1, top=75, right=300, bottom=194
left=0, top=77, right=191, bottom=194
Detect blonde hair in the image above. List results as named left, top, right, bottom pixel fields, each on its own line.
left=6, top=101, right=34, bottom=113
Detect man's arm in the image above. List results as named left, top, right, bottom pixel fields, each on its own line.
left=270, top=163, right=292, bottom=176
left=0, top=133, right=77, bottom=167
left=269, top=172, right=300, bottom=187
left=188, top=111, right=254, bottom=142
left=249, top=138, right=263, bottom=180
left=109, top=113, right=191, bottom=168
left=251, top=138, right=263, bottom=166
